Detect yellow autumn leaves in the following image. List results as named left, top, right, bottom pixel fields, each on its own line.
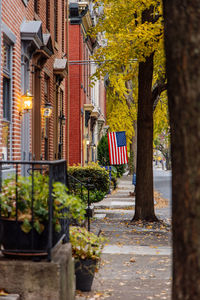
left=91, top=0, right=167, bottom=146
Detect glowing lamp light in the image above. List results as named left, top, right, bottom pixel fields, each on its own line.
left=20, top=91, right=33, bottom=114
left=43, top=103, right=53, bottom=118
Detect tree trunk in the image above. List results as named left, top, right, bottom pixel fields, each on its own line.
left=133, top=121, right=137, bottom=174
left=163, top=1, right=200, bottom=299
left=132, top=53, right=157, bottom=221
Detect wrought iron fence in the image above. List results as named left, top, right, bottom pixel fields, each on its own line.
left=0, top=160, right=69, bottom=261
left=67, top=174, right=95, bottom=232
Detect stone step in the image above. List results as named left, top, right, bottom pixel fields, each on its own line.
left=117, top=189, right=134, bottom=193
left=94, top=213, right=107, bottom=219
left=94, top=209, right=134, bottom=214
left=0, top=295, right=20, bottom=300
left=108, top=193, right=134, bottom=197
left=94, top=200, right=135, bottom=209
left=102, top=245, right=172, bottom=256
left=117, top=184, right=133, bottom=188
left=106, top=197, right=135, bottom=201
left=94, top=199, right=157, bottom=209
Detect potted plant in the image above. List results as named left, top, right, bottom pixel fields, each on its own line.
left=0, top=173, right=86, bottom=256
left=69, top=226, right=106, bottom=292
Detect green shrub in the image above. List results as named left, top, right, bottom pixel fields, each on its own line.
left=68, top=163, right=110, bottom=194
left=0, top=173, right=86, bottom=234
left=70, top=226, right=106, bottom=260
left=115, top=164, right=126, bottom=177
left=97, top=135, right=110, bottom=166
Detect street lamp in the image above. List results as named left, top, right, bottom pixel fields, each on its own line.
left=19, top=90, right=33, bottom=115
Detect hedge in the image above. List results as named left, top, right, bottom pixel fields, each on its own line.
left=68, top=163, right=110, bottom=194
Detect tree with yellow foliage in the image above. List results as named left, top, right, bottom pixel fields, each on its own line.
left=92, top=0, right=167, bottom=221
left=153, top=92, right=171, bottom=169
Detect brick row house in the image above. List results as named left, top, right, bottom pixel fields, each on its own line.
left=0, top=0, right=107, bottom=169
left=67, top=0, right=106, bottom=166
left=0, top=0, right=68, bottom=172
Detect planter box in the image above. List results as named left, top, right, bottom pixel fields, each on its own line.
left=0, top=218, right=64, bottom=258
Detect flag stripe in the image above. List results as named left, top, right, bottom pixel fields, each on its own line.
left=110, top=132, right=114, bottom=164
left=108, top=133, right=113, bottom=164
left=107, top=131, right=128, bottom=165
left=113, top=133, right=118, bottom=164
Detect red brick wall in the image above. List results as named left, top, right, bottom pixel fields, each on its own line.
left=67, top=20, right=107, bottom=166
left=1, top=0, right=67, bottom=162
left=68, top=24, right=82, bottom=165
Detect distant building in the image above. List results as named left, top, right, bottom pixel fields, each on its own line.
left=67, top=0, right=106, bottom=166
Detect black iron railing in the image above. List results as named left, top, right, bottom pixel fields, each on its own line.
left=0, top=160, right=69, bottom=261
left=67, top=175, right=95, bottom=232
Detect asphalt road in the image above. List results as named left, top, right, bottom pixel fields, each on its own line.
left=153, top=168, right=172, bottom=202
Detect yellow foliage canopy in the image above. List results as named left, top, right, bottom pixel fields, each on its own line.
left=91, top=0, right=167, bottom=143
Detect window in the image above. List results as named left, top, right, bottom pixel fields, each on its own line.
left=54, top=0, right=58, bottom=42
left=3, top=78, right=10, bottom=121
left=58, top=90, right=64, bottom=159
left=3, top=42, right=11, bottom=121
left=44, top=75, right=50, bottom=160
left=44, top=75, right=50, bottom=101
left=3, top=42, right=10, bottom=74
left=2, top=41, right=12, bottom=161
left=46, top=0, right=50, bottom=31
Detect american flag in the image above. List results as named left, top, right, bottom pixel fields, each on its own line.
left=107, top=131, right=128, bottom=165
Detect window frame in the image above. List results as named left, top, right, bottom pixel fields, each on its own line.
left=3, top=40, right=12, bottom=122
left=2, top=38, right=13, bottom=162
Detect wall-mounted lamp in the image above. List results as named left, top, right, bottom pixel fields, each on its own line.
left=92, top=143, right=96, bottom=150
left=86, top=140, right=90, bottom=146
left=59, top=113, right=66, bottom=126
left=19, top=90, right=33, bottom=116
left=43, top=102, right=53, bottom=118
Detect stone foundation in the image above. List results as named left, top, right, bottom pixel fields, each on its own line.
left=0, top=244, right=75, bottom=300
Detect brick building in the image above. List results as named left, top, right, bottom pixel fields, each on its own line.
left=0, top=0, right=68, bottom=171
left=67, top=0, right=106, bottom=166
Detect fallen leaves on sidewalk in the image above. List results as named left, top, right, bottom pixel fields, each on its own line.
left=154, top=191, right=168, bottom=208
left=129, top=219, right=171, bottom=232
left=76, top=290, right=113, bottom=300
left=130, top=257, right=136, bottom=263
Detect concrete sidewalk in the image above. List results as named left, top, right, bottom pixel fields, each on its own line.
left=76, top=174, right=172, bottom=300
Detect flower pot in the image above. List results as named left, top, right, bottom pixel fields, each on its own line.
left=0, top=218, right=62, bottom=258
left=75, top=258, right=97, bottom=291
